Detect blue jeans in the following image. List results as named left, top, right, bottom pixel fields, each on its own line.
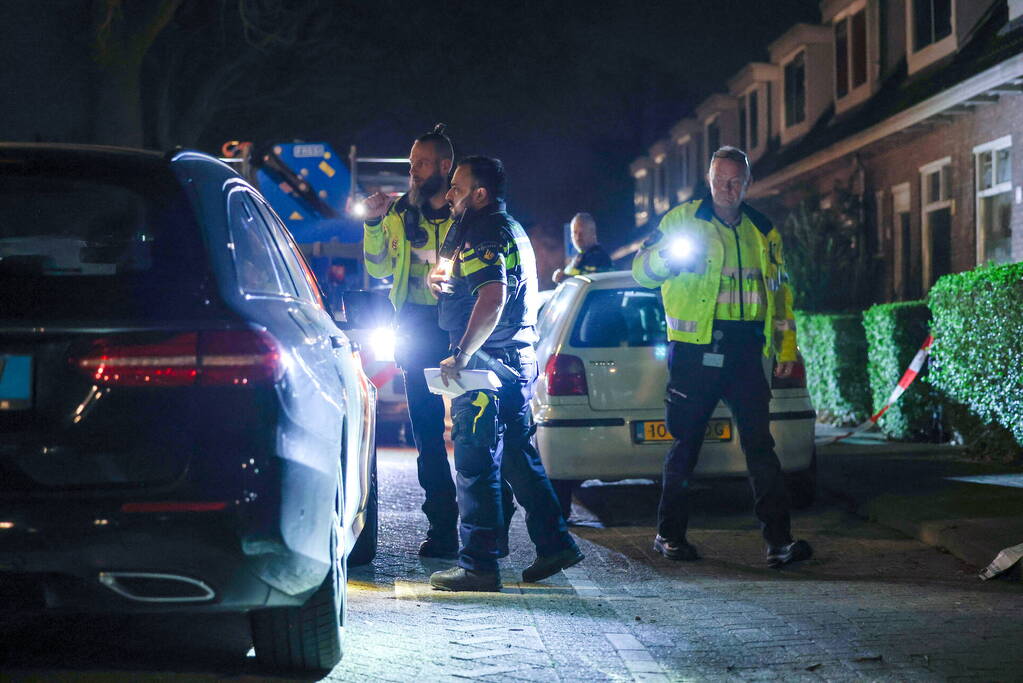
left=450, top=347, right=576, bottom=572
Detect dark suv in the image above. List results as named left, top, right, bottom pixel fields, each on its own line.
left=0, top=144, right=386, bottom=673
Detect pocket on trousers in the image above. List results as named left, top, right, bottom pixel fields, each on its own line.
left=452, top=391, right=498, bottom=449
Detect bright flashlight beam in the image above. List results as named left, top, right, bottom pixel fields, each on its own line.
left=368, top=327, right=396, bottom=363
left=351, top=201, right=367, bottom=218
left=670, top=237, right=694, bottom=260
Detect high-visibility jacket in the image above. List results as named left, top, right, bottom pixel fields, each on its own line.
left=363, top=195, right=453, bottom=314
left=632, top=196, right=797, bottom=362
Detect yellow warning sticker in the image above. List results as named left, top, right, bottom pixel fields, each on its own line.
left=288, top=211, right=304, bottom=220
left=319, top=160, right=336, bottom=178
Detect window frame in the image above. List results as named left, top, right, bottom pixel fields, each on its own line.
left=674, top=136, right=693, bottom=202
left=782, top=49, right=807, bottom=130
left=906, top=0, right=957, bottom=75
left=833, top=0, right=872, bottom=111
left=918, top=156, right=953, bottom=291
left=973, top=135, right=1014, bottom=266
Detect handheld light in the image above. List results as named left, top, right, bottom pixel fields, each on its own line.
left=351, top=201, right=368, bottom=218
left=670, top=237, right=694, bottom=261
left=368, top=326, right=396, bottom=363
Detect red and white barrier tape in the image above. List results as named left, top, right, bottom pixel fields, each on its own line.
left=815, top=334, right=934, bottom=446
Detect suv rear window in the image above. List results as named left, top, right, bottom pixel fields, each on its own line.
left=570, top=288, right=666, bottom=348
left=0, top=159, right=208, bottom=320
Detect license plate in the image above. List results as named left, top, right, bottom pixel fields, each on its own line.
left=0, top=355, right=32, bottom=411
left=633, top=418, right=732, bottom=443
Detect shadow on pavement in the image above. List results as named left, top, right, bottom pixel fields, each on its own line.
left=0, top=612, right=318, bottom=681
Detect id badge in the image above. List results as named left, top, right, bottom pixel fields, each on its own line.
left=702, top=352, right=724, bottom=368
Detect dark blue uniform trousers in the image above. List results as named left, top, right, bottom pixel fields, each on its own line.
left=657, top=322, right=793, bottom=548
left=450, top=351, right=577, bottom=573
left=397, top=305, right=459, bottom=542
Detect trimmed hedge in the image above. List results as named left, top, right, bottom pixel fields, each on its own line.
left=795, top=311, right=871, bottom=425
left=862, top=301, right=936, bottom=440
left=927, top=262, right=1023, bottom=448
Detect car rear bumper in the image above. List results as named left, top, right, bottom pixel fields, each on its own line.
left=535, top=407, right=815, bottom=481
left=0, top=457, right=338, bottom=615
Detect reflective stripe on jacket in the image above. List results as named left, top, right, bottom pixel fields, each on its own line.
left=363, top=195, right=453, bottom=314
left=631, top=196, right=798, bottom=362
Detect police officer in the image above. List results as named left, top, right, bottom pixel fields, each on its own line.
left=552, top=212, right=613, bottom=283
left=427, top=156, right=583, bottom=591
left=362, top=125, right=461, bottom=558
left=632, top=146, right=813, bottom=568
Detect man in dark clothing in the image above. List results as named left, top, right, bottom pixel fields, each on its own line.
left=427, top=156, right=583, bottom=592
left=552, top=212, right=613, bottom=283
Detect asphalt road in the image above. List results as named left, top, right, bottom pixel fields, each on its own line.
left=3, top=446, right=1022, bottom=681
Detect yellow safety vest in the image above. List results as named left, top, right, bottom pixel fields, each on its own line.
left=363, top=196, right=453, bottom=313
left=632, top=197, right=797, bottom=362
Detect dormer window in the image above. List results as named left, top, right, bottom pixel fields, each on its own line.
left=784, top=51, right=806, bottom=127
left=907, top=0, right=956, bottom=74
left=835, top=3, right=867, bottom=99
left=913, top=0, right=952, bottom=52
left=739, top=90, right=761, bottom=152
left=705, top=117, right=721, bottom=165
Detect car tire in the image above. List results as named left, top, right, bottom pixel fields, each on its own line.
left=348, top=448, right=378, bottom=566
left=785, top=448, right=817, bottom=510
left=250, top=509, right=346, bottom=673
left=551, top=478, right=580, bottom=521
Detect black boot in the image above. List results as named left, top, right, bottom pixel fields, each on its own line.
left=430, top=566, right=502, bottom=592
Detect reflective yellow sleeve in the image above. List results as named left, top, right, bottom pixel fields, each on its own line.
left=364, top=212, right=399, bottom=279
left=769, top=230, right=798, bottom=362
left=631, top=229, right=672, bottom=289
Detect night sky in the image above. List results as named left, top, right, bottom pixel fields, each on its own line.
left=194, top=0, right=822, bottom=246
left=5, top=0, right=821, bottom=248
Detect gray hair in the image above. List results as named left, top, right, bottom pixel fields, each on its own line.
left=710, top=146, right=752, bottom=182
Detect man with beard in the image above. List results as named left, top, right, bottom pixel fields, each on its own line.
left=427, top=156, right=583, bottom=591
left=362, top=124, right=462, bottom=558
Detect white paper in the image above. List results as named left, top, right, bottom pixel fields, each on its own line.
left=424, top=368, right=500, bottom=398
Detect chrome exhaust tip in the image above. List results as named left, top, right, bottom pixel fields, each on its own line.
left=98, top=572, right=215, bottom=603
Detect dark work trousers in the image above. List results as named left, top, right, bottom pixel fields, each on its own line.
left=450, top=348, right=577, bottom=573
left=396, top=304, right=458, bottom=543
left=657, top=321, right=793, bottom=548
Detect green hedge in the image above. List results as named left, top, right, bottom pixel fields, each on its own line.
left=862, top=301, right=936, bottom=440
left=795, top=311, right=871, bottom=425
left=927, top=263, right=1023, bottom=448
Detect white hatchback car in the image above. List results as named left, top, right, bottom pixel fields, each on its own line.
left=533, top=271, right=817, bottom=512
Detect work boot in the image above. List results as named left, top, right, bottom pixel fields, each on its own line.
left=418, top=535, right=458, bottom=559
left=522, top=547, right=585, bottom=583
left=653, top=535, right=699, bottom=561
left=766, top=539, right=813, bottom=568
left=430, top=566, right=502, bottom=592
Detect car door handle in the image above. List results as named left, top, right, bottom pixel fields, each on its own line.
left=332, top=335, right=358, bottom=352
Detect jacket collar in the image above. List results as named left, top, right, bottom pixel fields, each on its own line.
left=694, top=194, right=772, bottom=236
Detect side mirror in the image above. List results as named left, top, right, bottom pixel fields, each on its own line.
left=334, top=290, right=394, bottom=330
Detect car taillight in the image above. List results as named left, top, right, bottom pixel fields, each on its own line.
left=772, top=357, right=807, bottom=389
left=544, top=353, right=588, bottom=396
left=198, top=330, right=282, bottom=385
left=74, top=330, right=282, bottom=387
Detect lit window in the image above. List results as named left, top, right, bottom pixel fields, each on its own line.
left=784, top=52, right=806, bottom=127
left=975, top=137, right=1014, bottom=265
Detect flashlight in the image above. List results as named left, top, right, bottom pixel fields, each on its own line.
left=368, top=326, right=396, bottom=362
left=670, top=237, right=694, bottom=261
left=351, top=201, right=368, bottom=218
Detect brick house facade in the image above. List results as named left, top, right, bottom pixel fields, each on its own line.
left=630, top=0, right=1023, bottom=304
